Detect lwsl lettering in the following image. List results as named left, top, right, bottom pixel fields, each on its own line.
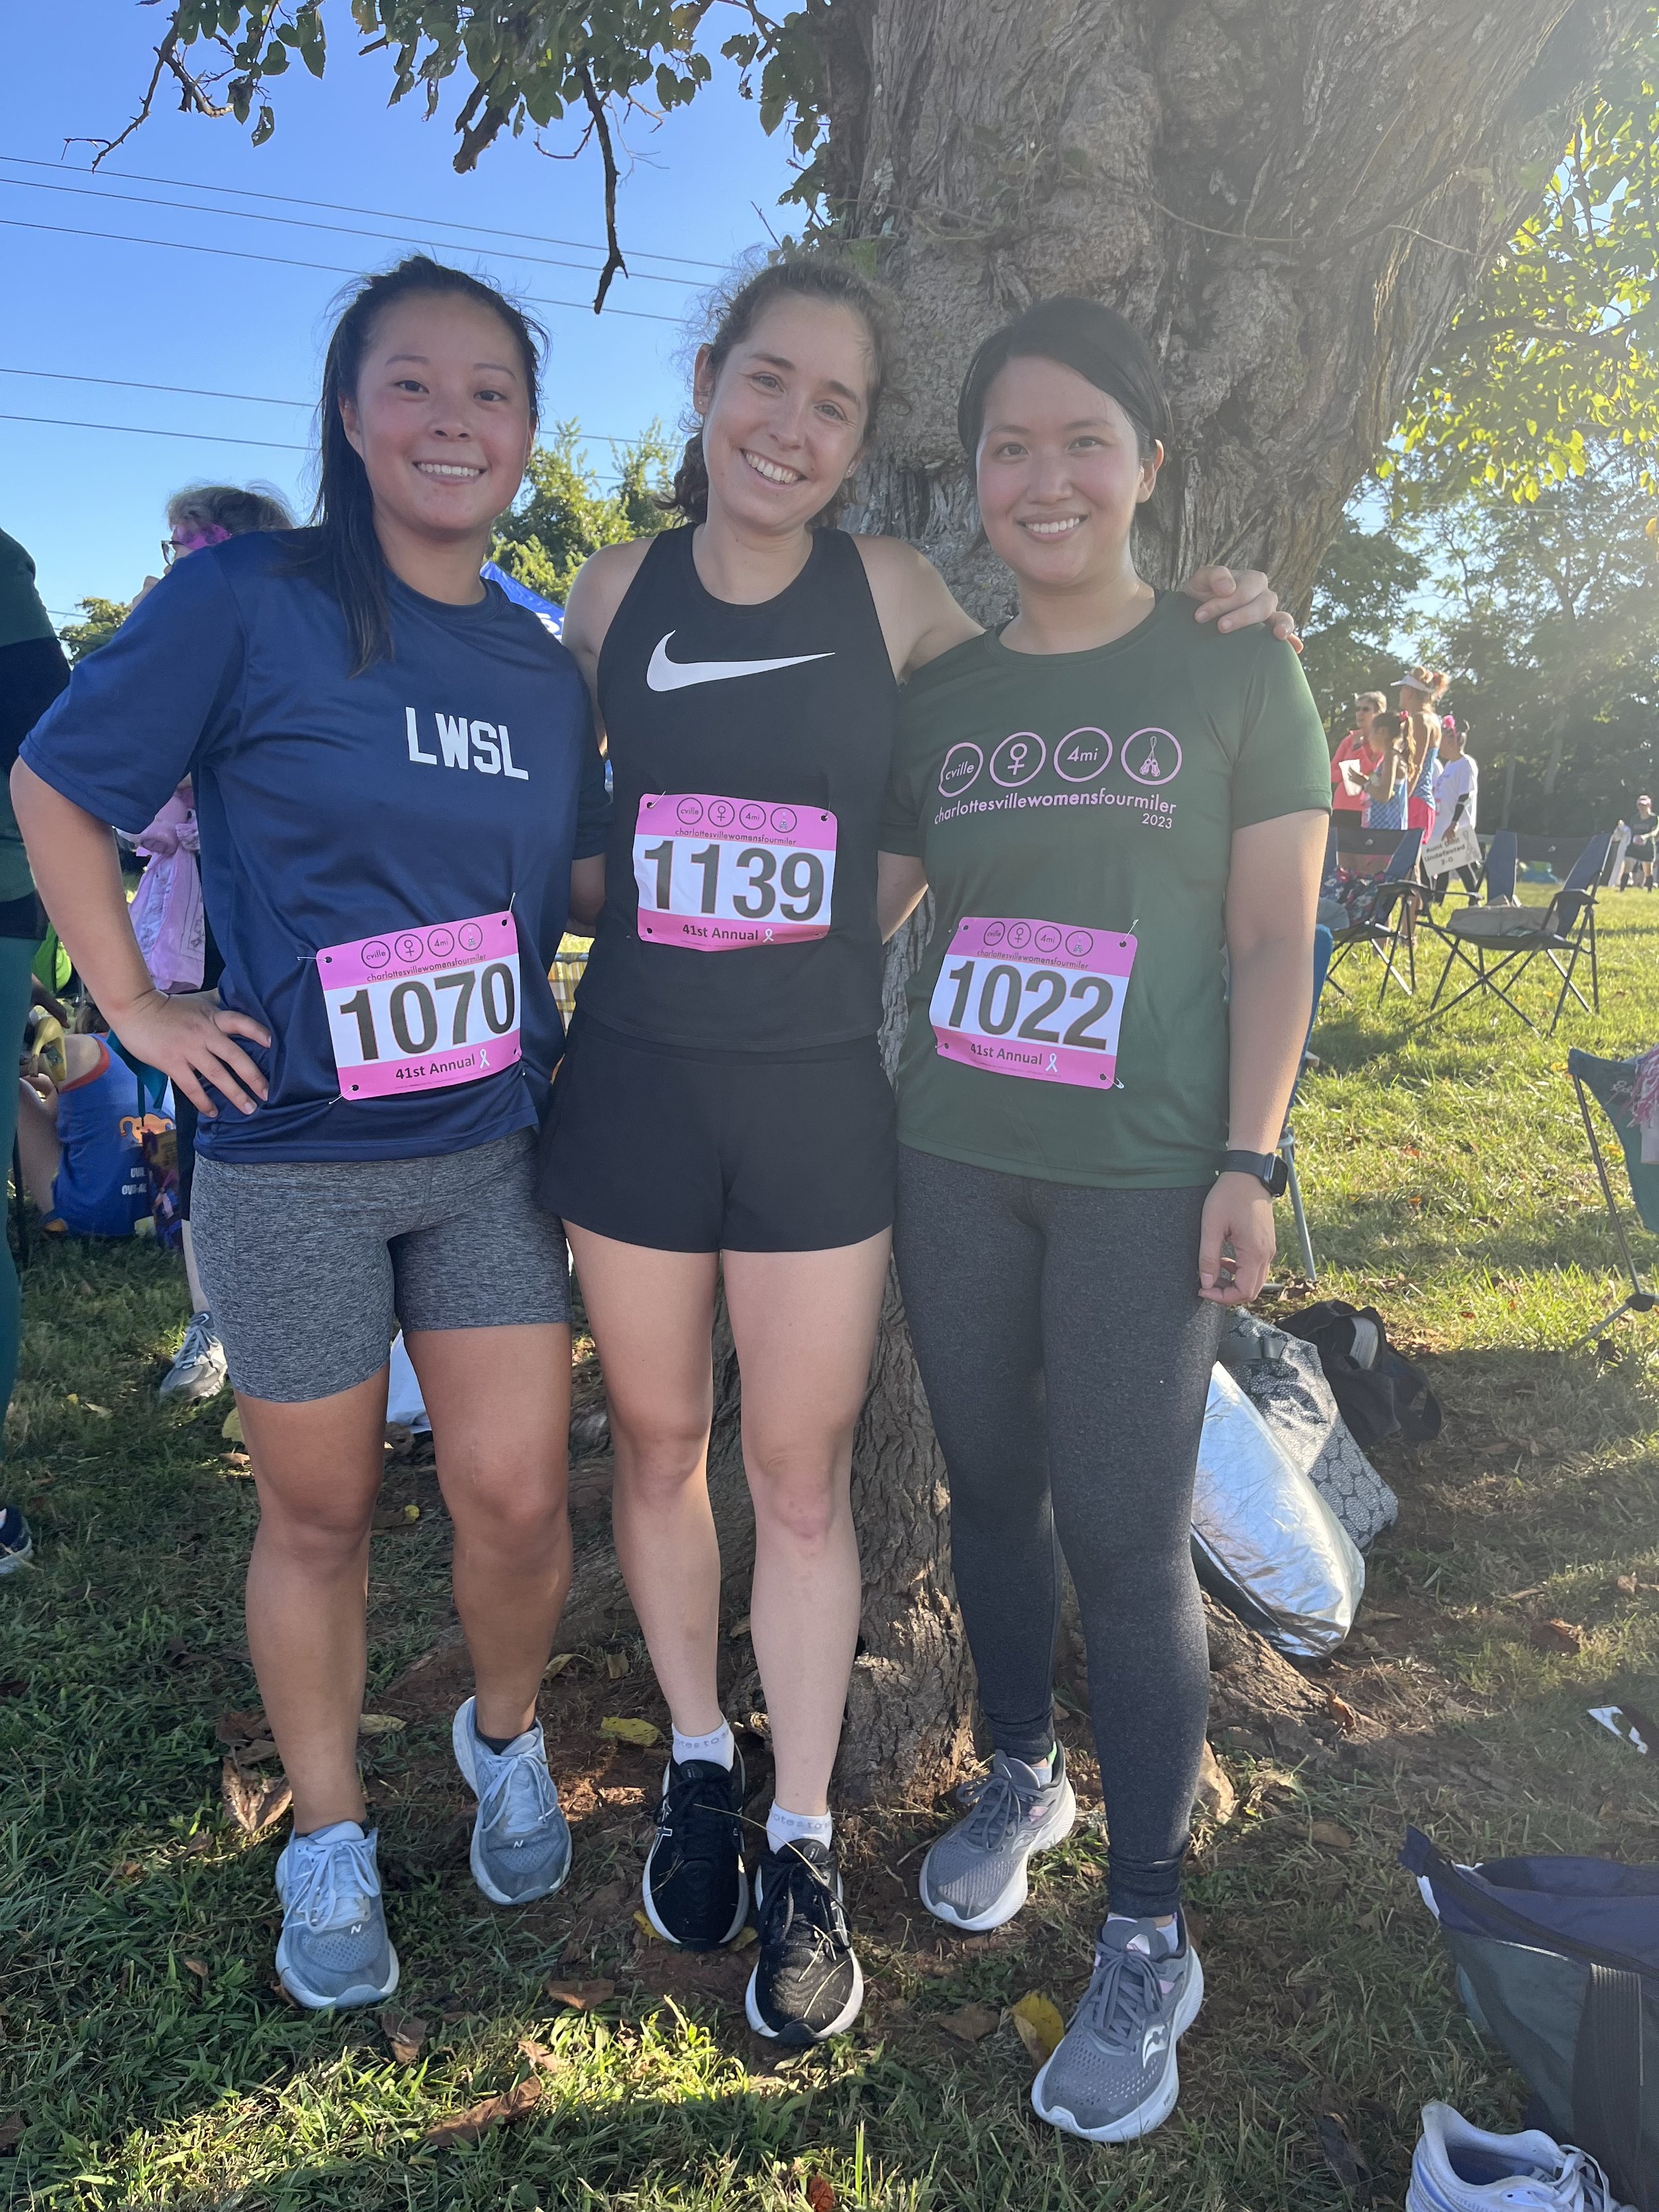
left=403, top=709, right=530, bottom=780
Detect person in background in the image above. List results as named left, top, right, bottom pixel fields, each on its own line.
left=1624, top=794, right=1657, bottom=890
left=0, top=528, right=70, bottom=1580
left=16, top=1019, right=171, bottom=1238
left=133, top=486, right=295, bottom=1400
left=1397, top=665, right=1449, bottom=834
left=1329, top=692, right=1386, bottom=814
left=1429, top=713, right=1480, bottom=897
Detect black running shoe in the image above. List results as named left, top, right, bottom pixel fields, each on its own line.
left=745, top=1839, right=864, bottom=2044
left=640, top=1752, right=749, bottom=1949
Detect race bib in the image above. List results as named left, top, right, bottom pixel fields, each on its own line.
left=929, top=917, right=1137, bottom=1089
left=633, top=791, right=837, bottom=952
left=317, top=910, right=521, bottom=1101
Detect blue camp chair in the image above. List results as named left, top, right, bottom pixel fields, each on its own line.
left=1567, top=1050, right=1659, bottom=1347
left=1278, top=923, right=1334, bottom=1282
left=1324, top=826, right=1425, bottom=1005
left=1419, top=831, right=1611, bottom=1036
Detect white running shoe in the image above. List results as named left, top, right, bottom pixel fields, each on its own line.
left=1408, top=2102, right=1635, bottom=2212
left=159, top=1311, right=228, bottom=1402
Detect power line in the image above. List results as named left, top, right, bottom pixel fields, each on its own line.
left=0, top=170, right=702, bottom=289
left=0, top=151, right=731, bottom=274
left=0, top=212, right=683, bottom=324
left=0, top=410, right=308, bottom=454
left=0, top=365, right=642, bottom=443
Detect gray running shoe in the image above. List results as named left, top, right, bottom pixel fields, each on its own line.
left=159, top=1311, right=228, bottom=1402
left=452, top=1697, right=572, bottom=1906
left=274, top=1821, right=399, bottom=2010
left=919, top=1745, right=1076, bottom=1931
left=1032, top=1914, right=1204, bottom=2142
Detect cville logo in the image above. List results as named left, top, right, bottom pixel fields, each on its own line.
left=403, top=709, right=530, bottom=779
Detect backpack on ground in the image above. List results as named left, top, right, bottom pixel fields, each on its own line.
left=1403, top=1826, right=1659, bottom=2211
left=1282, top=1298, right=1443, bottom=1451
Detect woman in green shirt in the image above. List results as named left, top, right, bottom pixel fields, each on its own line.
left=878, top=298, right=1329, bottom=2143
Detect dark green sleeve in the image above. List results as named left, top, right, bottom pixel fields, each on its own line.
left=879, top=694, right=926, bottom=857
left=1230, top=638, right=1334, bottom=831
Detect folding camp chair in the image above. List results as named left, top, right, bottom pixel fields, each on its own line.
left=1279, top=922, right=1333, bottom=1281
left=1324, top=826, right=1425, bottom=1005
left=1566, top=1050, right=1659, bottom=1349
left=1418, top=831, right=1611, bottom=1037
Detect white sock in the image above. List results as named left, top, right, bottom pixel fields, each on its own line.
left=297, top=1819, right=364, bottom=1846
left=1025, top=1741, right=1058, bottom=1787
left=1109, top=1910, right=1181, bottom=1956
left=672, top=1719, right=735, bottom=1771
left=767, top=1803, right=833, bottom=1854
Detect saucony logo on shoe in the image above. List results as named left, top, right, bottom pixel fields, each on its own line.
left=646, top=632, right=833, bottom=692
left=1141, top=2024, right=1169, bottom=2063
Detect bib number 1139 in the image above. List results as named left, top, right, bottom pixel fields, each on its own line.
left=633, top=791, right=837, bottom=951
left=317, top=910, right=522, bottom=1100
left=929, top=917, right=1137, bottom=1089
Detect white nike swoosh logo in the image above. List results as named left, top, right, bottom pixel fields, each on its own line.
left=645, top=631, right=833, bottom=692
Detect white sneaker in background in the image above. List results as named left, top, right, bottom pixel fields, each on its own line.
left=159, top=1311, right=228, bottom=1402
left=1407, top=2101, right=1635, bottom=2212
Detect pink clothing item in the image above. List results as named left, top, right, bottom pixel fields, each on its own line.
left=130, top=789, right=204, bottom=994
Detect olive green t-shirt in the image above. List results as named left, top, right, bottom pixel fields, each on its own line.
left=881, top=595, right=1331, bottom=1189
left=0, top=528, right=52, bottom=904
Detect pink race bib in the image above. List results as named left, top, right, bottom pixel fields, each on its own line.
left=317, top=911, right=521, bottom=1101
left=929, top=917, right=1137, bottom=1089
left=632, top=791, right=837, bottom=951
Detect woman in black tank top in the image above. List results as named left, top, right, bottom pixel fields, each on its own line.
left=535, top=256, right=1292, bottom=2045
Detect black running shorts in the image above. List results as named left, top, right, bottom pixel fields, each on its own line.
left=536, top=1015, right=896, bottom=1254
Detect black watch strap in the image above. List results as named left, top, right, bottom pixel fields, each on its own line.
left=1222, top=1148, right=1289, bottom=1197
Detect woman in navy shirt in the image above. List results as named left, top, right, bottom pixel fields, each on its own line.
left=15, top=258, right=609, bottom=2010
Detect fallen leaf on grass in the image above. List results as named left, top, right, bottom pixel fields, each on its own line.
left=219, top=1451, right=252, bottom=1474
left=634, top=1909, right=662, bottom=1941
left=604, top=1651, right=630, bottom=1680
left=1325, top=1690, right=1360, bottom=1735
left=1310, top=1821, right=1354, bottom=1852
left=937, top=2002, right=999, bottom=2043
left=545, top=1978, right=614, bottom=2010
left=1615, top=1574, right=1641, bottom=1597
left=182, top=1956, right=209, bottom=1985
left=222, top=1408, right=243, bottom=1443
left=221, top=1758, right=292, bottom=1836
left=423, top=2076, right=541, bottom=2147
left=600, top=1715, right=660, bottom=1748
left=215, top=1708, right=266, bottom=1749
left=358, top=1712, right=405, bottom=1737
left=371, top=1503, right=420, bottom=1531
left=728, top=1614, right=752, bottom=1641
left=543, top=1652, right=575, bottom=1678
left=518, top=2035, right=559, bottom=2071
left=1192, top=1740, right=1236, bottom=1822
left=1010, top=1992, right=1065, bottom=2065
left=731, top=1923, right=758, bottom=1950
left=380, top=2008, right=428, bottom=2064
left=1316, top=2110, right=1373, bottom=2195
left=0, top=2114, right=23, bottom=2154
left=1531, top=1617, right=1585, bottom=1654
left=805, top=2176, right=837, bottom=2212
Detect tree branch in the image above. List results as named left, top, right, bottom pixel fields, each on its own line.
left=75, top=25, right=233, bottom=166
left=577, top=63, right=628, bottom=314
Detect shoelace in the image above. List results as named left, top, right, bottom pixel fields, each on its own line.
left=1552, top=2144, right=1633, bottom=2212
left=176, top=1313, right=218, bottom=1365
left=286, top=1831, right=380, bottom=1933
left=1076, top=1940, right=1168, bottom=2051
left=476, top=1738, right=559, bottom=1846
left=759, top=1850, right=849, bottom=1974
left=952, top=1763, right=1040, bottom=1854
left=657, top=1767, right=741, bottom=1872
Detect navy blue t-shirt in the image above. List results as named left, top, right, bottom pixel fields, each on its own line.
left=22, top=532, right=609, bottom=1162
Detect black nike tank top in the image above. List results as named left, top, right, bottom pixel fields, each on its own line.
left=577, top=523, right=899, bottom=1051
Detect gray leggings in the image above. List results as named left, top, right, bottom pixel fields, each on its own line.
left=894, top=1145, right=1220, bottom=1918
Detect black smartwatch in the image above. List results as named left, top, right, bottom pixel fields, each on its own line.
left=1221, top=1149, right=1289, bottom=1197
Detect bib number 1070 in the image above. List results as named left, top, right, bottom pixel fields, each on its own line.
left=929, top=917, right=1137, bottom=1090
left=317, top=910, right=522, bottom=1101
left=633, top=791, right=837, bottom=952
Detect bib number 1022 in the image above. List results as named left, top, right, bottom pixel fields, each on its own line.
left=633, top=790, right=838, bottom=952
left=928, top=917, right=1137, bottom=1090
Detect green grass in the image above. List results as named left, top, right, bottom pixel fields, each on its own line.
left=5, top=888, right=1659, bottom=2207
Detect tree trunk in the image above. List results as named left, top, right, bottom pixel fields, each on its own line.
left=816, top=0, right=1643, bottom=1802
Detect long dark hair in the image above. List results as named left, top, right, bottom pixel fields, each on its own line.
left=289, top=257, right=545, bottom=674
left=666, top=253, right=902, bottom=529
left=956, top=295, right=1173, bottom=461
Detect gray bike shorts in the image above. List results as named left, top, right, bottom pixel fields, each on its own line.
left=190, top=1129, right=571, bottom=1404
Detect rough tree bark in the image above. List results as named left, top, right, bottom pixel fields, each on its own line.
left=818, top=0, right=1645, bottom=1805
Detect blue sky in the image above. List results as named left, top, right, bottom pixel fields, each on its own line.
left=0, top=5, right=796, bottom=623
